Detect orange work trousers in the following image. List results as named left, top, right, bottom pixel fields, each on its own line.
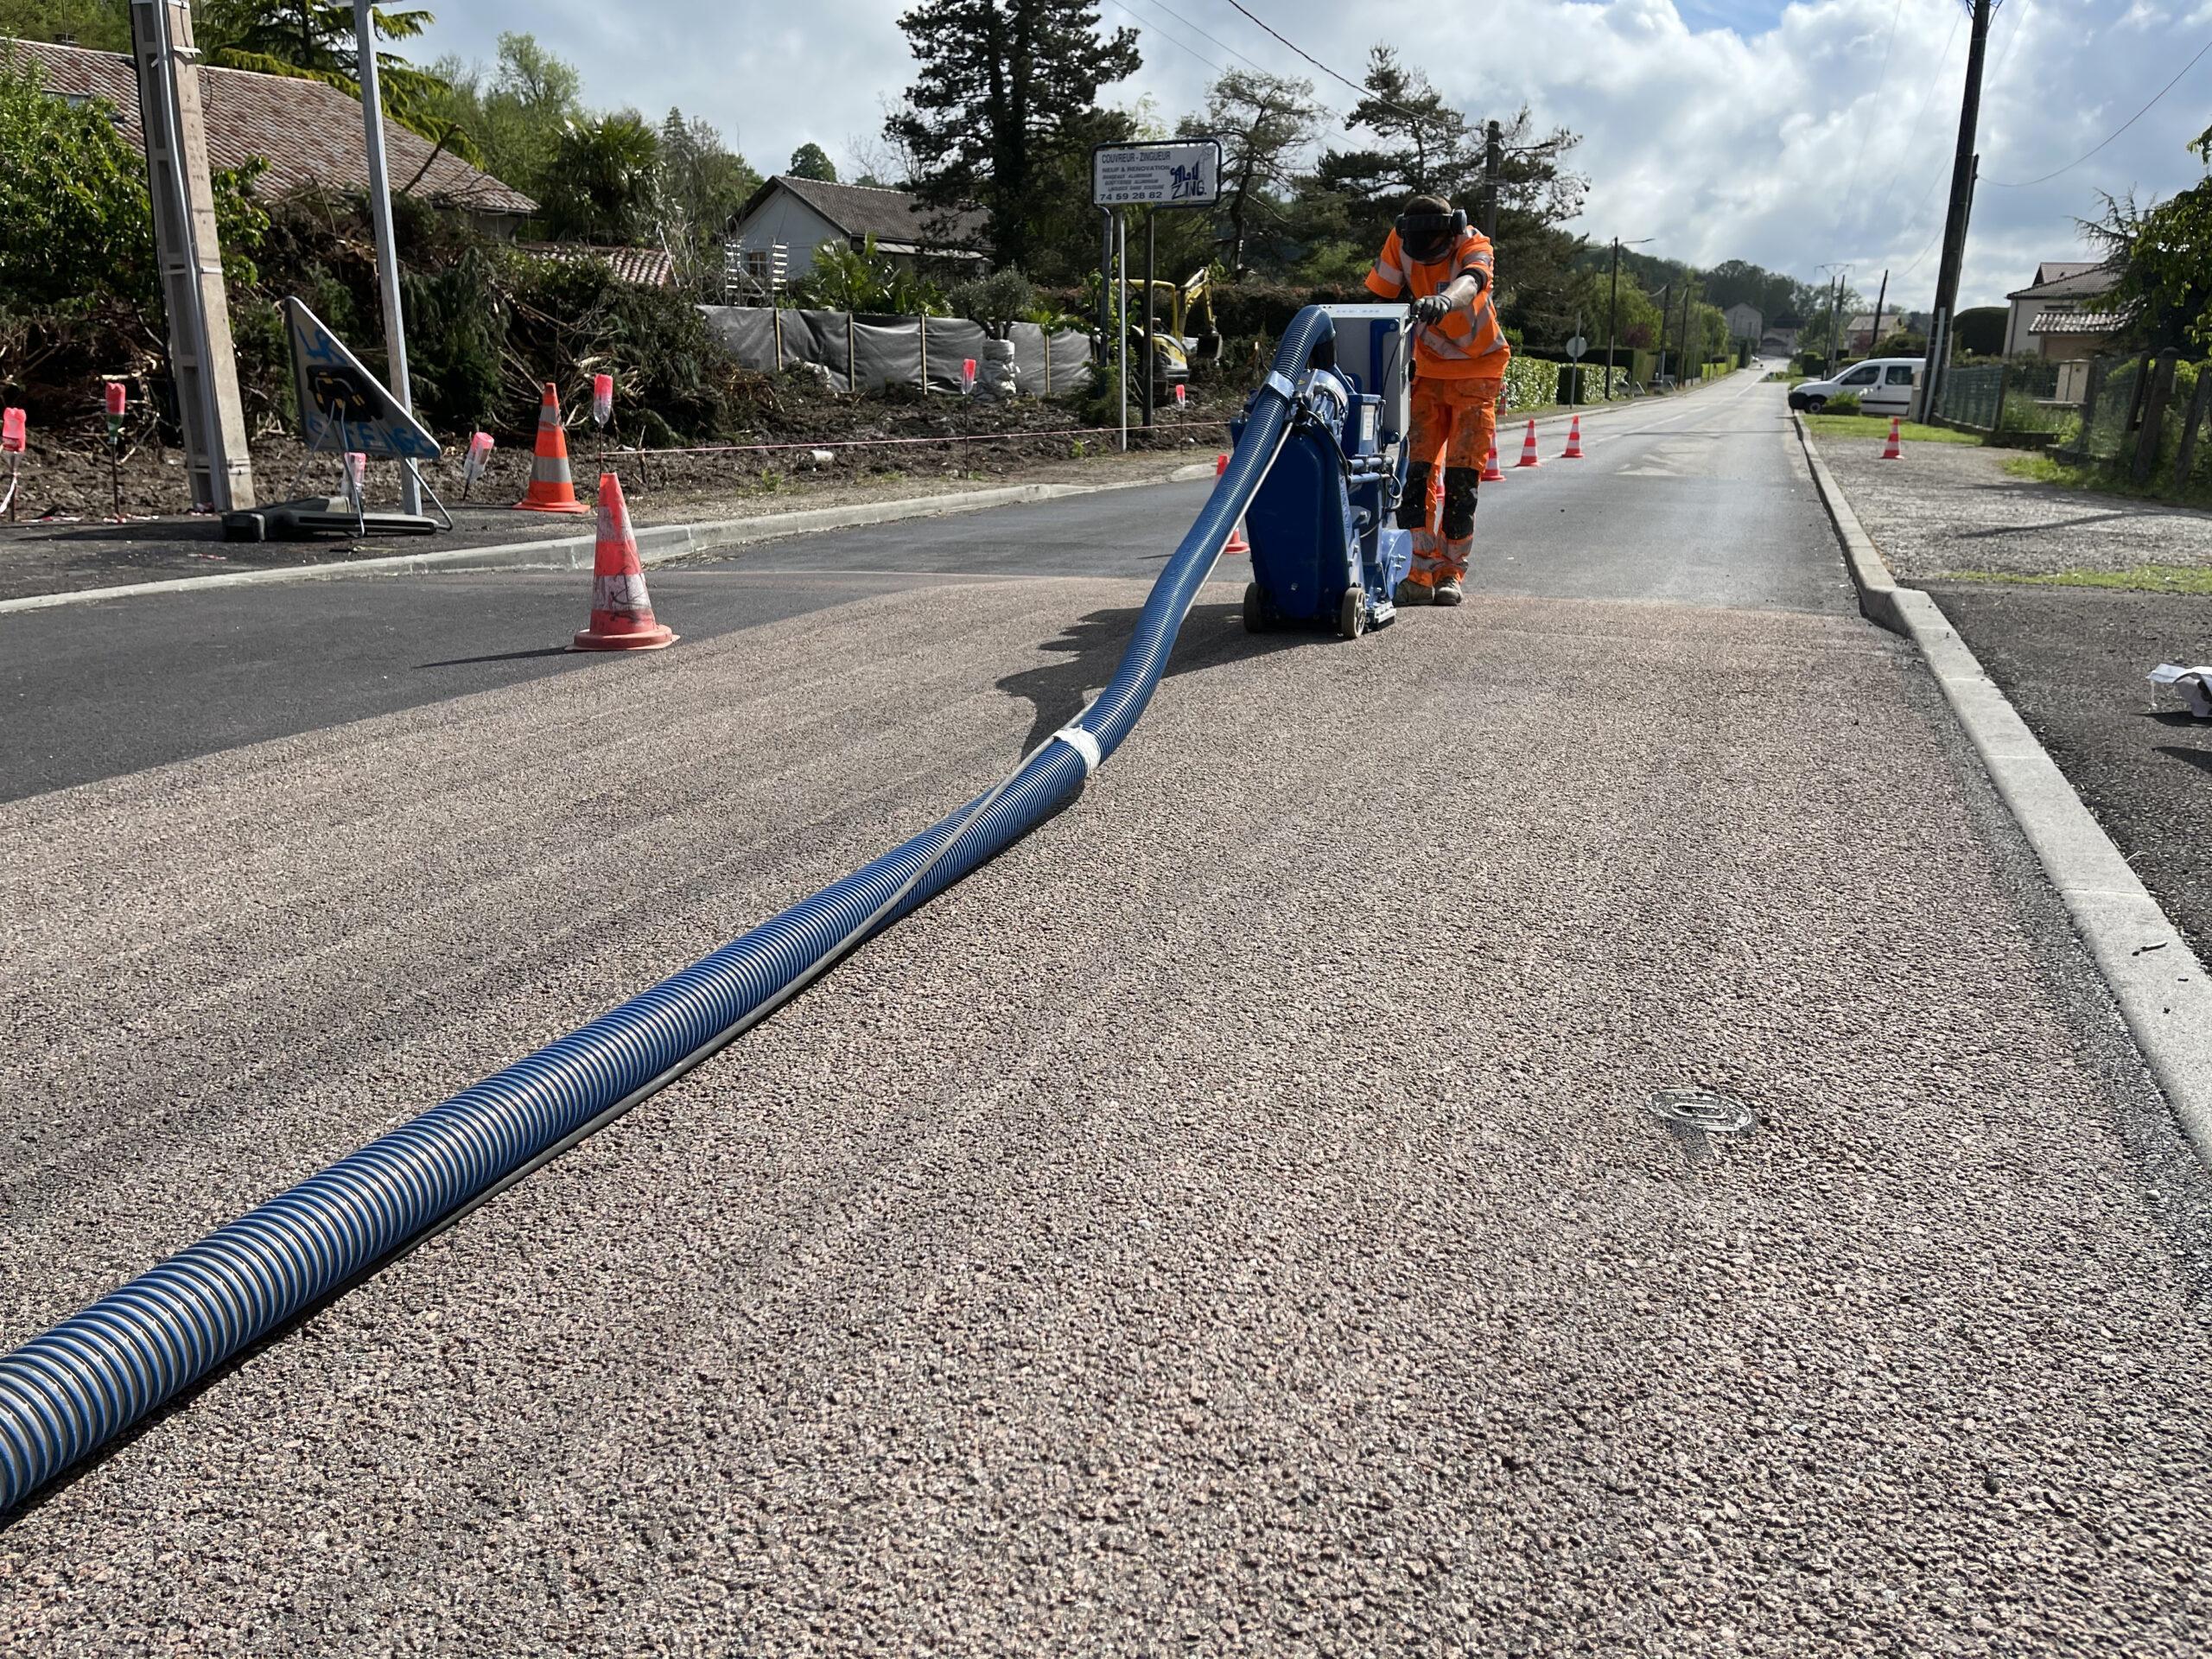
left=1402, top=375, right=1502, bottom=585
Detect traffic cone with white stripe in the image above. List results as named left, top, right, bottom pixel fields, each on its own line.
left=1217, top=453, right=1250, bottom=554
left=570, top=474, right=677, bottom=652
left=1482, top=439, right=1504, bottom=483
left=1514, top=418, right=1542, bottom=468
left=1560, top=415, right=1585, bottom=459
left=1880, top=416, right=1903, bottom=461
left=516, top=382, right=589, bottom=513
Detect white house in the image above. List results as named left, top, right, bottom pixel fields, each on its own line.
left=2003, top=261, right=2120, bottom=356
left=1723, top=302, right=1763, bottom=345
left=725, top=175, right=989, bottom=300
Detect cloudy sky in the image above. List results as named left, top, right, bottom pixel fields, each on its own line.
left=408, top=0, right=2211, bottom=312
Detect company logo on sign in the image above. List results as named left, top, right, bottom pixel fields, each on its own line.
left=1092, top=140, right=1224, bottom=209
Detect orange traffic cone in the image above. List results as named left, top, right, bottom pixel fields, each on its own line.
left=516, top=382, right=590, bottom=513
left=1514, top=418, right=1542, bottom=468
left=1880, top=416, right=1902, bottom=461
left=570, top=474, right=676, bottom=652
left=1217, top=453, right=1251, bottom=554
left=1482, top=439, right=1505, bottom=483
left=1561, top=415, right=1585, bottom=459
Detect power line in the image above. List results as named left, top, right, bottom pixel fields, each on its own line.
left=1106, top=0, right=1229, bottom=78
left=1869, top=5, right=1966, bottom=227
left=1986, top=29, right=2212, bottom=188
left=1841, top=0, right=1909, bottom=218
left=1133, top=0, right=1274, bottom=79
left=1209, top=0, right=1418, bottom=119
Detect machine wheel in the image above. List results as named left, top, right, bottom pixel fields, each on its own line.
left=1243, top=581, right=1273, bottom=634
left=1337, top=588, right=1367, bottom=639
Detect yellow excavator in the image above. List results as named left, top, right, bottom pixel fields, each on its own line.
left=1116, top=267, right=1224, bottom=388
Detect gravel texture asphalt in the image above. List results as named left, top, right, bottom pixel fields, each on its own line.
left=1820, top=439, right=2212, bottom=582
left=1923, top=581, right=2212, bottom=966
left=4, top=376, right=2210, bottom=1654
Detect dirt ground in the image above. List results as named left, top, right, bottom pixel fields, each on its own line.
left=1, top=369, right=1246, bottom=524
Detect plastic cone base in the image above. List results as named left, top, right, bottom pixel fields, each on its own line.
left=571, top=619, right=677, bottom=652
left=518, top=497, right=590, bottom=515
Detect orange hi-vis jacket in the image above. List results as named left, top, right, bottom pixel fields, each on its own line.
left=1363, top=224, right=1510, bottom=380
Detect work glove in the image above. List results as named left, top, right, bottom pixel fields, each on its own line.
left=1411, top=294, right=1455, bottom=324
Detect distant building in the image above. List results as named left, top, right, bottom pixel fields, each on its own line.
left=726, top=175, right=989, bottom=300
left=1759, top=313, right=1803, bottom=356
left=518, top=244, right=677, bottom=289
left=2003, top=262, right=2120, bottom=357
left=5, top=36, right=537, bottom=235
left=1722, top=302, right=1763, bottom=345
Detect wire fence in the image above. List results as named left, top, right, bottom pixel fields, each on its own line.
left=1935, top=358, right=2072, bottom=436
left=2054, top=351, right=2212, bottom=496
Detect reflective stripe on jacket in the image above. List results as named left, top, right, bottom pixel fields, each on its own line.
left=1363, top=226, right=1509, bottom=379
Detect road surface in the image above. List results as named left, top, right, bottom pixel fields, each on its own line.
left=3, top=372, right=2209, bottom=1655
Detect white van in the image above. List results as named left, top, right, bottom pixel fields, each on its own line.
left=1789, top=357, right=1924, bottom=419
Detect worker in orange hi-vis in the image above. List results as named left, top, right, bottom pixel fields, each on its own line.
left=1363, top=193, right=1510, bottom=607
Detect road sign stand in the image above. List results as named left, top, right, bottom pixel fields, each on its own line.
left=1091, top=137, right=1224, bottom=456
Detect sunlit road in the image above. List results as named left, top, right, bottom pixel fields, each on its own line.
left=4, top=372, right=2207, bottom=1656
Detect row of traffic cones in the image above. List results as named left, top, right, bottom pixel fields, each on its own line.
left=1216, top=414, right=1592, bottom=560
left=1484, top=414, right=1584, bottom=480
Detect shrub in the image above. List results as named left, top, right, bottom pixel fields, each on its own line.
left=946, top=267, right=1038, bottom=325
left=1824, top=391, right=1861, bottom=415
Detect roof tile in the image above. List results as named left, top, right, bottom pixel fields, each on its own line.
left=4, top=36, right=537, bottom=217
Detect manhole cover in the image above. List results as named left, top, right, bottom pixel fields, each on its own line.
left=1647, top=1089, right=1754, bottom=1135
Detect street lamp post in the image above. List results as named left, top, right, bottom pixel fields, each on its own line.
left=1605, top=237, right=1652, bottom=400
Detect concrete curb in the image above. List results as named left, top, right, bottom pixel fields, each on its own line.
left=1796, top=411, right=2212, bottom=1166
left=0, top=461, right=1223, bottom=618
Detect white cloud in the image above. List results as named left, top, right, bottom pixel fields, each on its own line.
left=410, top=0, right=2210, bottom=311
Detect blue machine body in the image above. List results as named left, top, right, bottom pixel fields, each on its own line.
left=1232, top=303, right=1414, bottom=639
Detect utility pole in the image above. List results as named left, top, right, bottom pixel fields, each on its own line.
left=1672, top=285, right=1689, bottom=389
left=1482, top=119, right=1503, bottom=239
left=1868, top=268, right=1890, bottom=356
left=128, top=0, right=254, bottom=511
left=1927, top=0, right=1994, bottom=417
left=1606, top=239, right=1621, bottom=400
left=1604, top=237, right=1653, bottom=398
left=1656, top=282, right=1671, bottom=383
left=1818, top=265, right=1847, bottom=376
left=355, top=0, right=419, bottom=515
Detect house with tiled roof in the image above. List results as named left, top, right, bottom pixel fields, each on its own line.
left=5, top=35, right=537, bottom=234
left=727, top=175, right=990, bottom=298
left=2003, top=260, right=2120, bottom=358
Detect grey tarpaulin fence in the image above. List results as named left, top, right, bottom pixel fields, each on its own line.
left=697, top=306, right=1093, bottom=396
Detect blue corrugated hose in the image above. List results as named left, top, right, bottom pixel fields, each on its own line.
left=0, top=307, right=1341, bottom=1514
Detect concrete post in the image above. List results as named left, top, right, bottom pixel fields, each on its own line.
left=128, top=0, right=254, bottom=511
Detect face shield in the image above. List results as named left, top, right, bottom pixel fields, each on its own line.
left=1397, top=209, right=1465, bottom=264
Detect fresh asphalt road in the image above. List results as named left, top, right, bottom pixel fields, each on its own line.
left=0, top=372, right=1840, bottom=801
left=6, top=372, right=2212, bottom=1654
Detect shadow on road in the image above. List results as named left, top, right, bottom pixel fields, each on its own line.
left=2158, top=744, right=2212, bottom=777
left=416, top=646, right=575, bottom=669
left=996, top=598, right=1312, bottom=752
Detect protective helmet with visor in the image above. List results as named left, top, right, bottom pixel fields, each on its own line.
left=1395, top=201, right=1468, bottom=264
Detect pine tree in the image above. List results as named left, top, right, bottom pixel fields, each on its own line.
left=1185, top=70, right=1322, bottom=276
left=887, top=0, right=1141, bottom=272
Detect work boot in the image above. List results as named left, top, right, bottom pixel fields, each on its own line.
left=1432, top=577, right=1465, bottom=607
left=1393, top=577, right=1434, bottom=607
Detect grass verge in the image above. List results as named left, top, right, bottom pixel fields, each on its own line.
left=2000, top=453, right=2212, bottom=511
left=1803, top=412, right=1980, bottom=445
left=1936, top=564, right=2212, bottom=596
